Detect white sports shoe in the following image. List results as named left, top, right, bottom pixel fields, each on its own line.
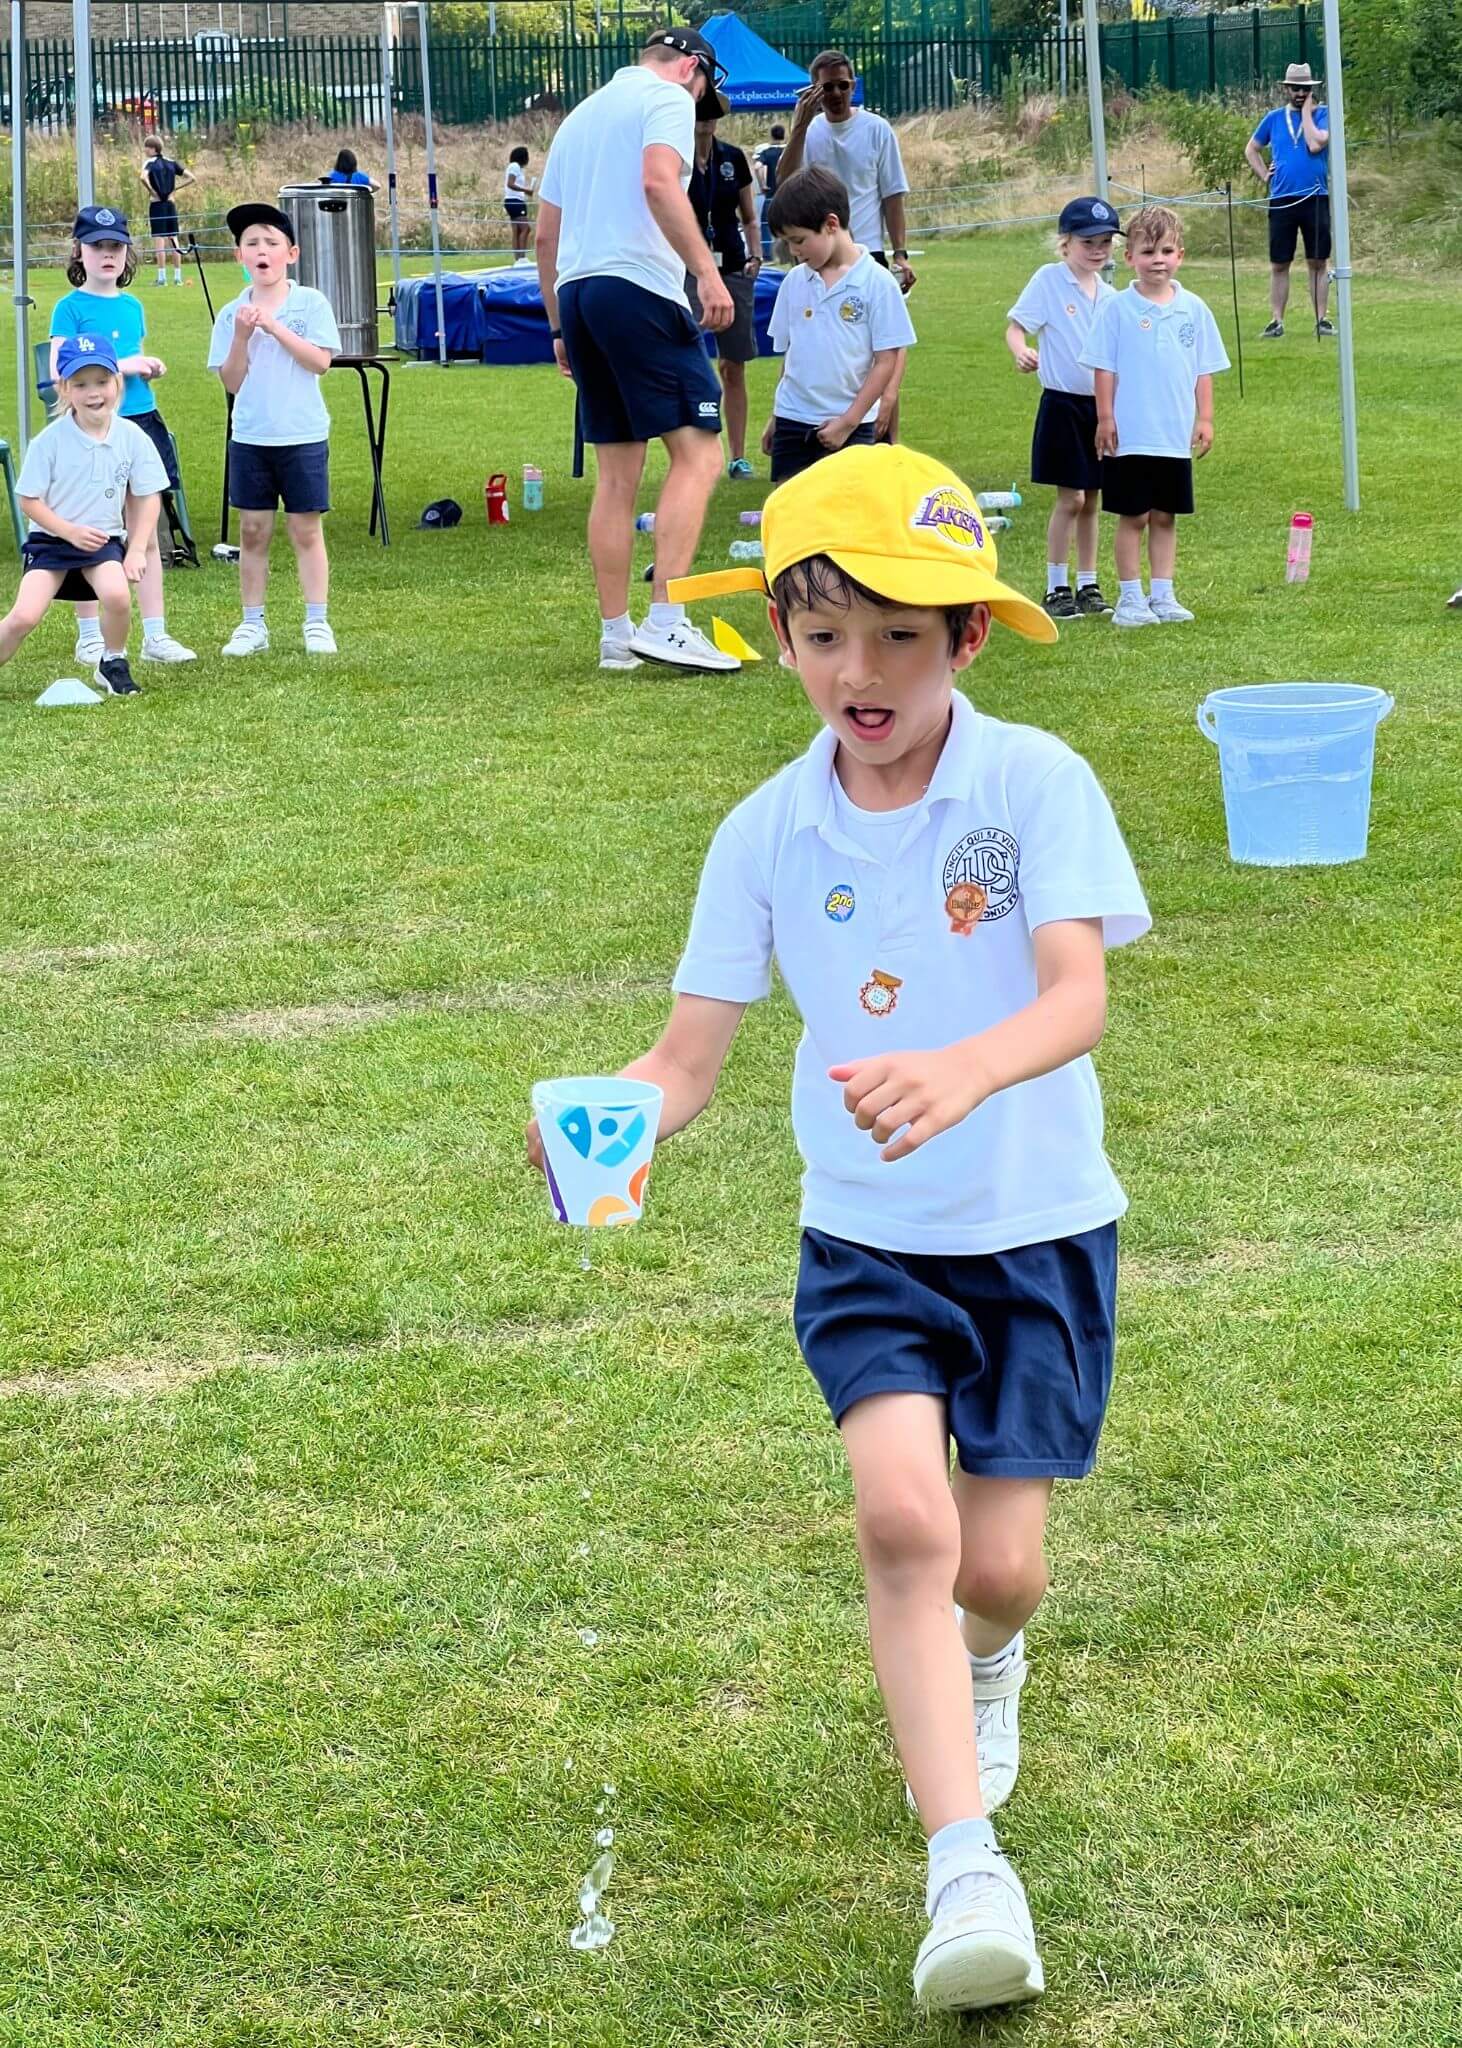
left=599, top=632, right=642, bottom=672
left=1446, top=588, right=1462, bottom=610
left=141, top=631, right=198, bottom=663
left=73, top=634, right=106, bottom=665
left=914, top=1845, right=1044, bottom=2011
left=303, top=619, right=338, bottom=655
left=627, top=617, right=740, bottom=674
left=1148, top=596, right=1195, bottom=624
left=1111, top=593, right=1160, bottom=628
left=221, top=620, right=270, bottom=657
left=905, top=1626, right=1027, bottom=1819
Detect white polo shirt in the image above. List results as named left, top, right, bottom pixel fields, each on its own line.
left=16, top=411, right=169, bottom=537
left=207, top=282, right=341, bottom=447
left=801, top=111, right=909, bottom=252
left=1079, top=282, right=1230, bottom=459
left=768, top=250, right=916, bottom=424
left=1006, top=261, right=1116, bottom=398
left=673, top=691, right=1151, bottom=1256
left=538, top=63, right=696, bottom=307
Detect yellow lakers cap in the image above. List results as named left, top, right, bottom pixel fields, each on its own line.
left=668, top=443, right=1058, bottom=645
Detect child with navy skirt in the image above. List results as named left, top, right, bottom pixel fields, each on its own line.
left=1005, top=195, right=1120, bottom=620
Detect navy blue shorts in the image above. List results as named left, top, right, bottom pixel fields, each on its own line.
left=1100, top=453, right=1194, bottom=518
left=21, top=533, right=125, bottom=603
left=504, top=197, right=528, bottom=221
left=793, top=1223, right=1118, bottom=1479
left=770, top=416, right=878, bottom=483
left=129, top=405, right=181, bottom=491
left=558, top=275, right=721, bottom=445
left=1031, top=388, right=1101, bottom=494
left=228, top=438, right=330, bottom=514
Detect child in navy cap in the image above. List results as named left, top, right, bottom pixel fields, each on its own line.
left=4, top=334, right=169, bottom=694
left=1005, top=194, right=1120, bottom=620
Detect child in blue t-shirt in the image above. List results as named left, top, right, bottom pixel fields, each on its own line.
left=49, top=205, right=195, bottom=665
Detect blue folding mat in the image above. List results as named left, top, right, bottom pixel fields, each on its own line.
left=396, top=266, right=785, bottom=365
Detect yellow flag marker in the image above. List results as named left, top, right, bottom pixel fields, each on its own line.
left=712, top=615, right=762, bottom=662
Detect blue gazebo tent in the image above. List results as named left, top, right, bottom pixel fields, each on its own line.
left=700, top=14, right=812, bottom=108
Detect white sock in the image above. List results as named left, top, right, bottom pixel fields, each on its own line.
left=1076, top=568, right=1098, bottom=588
left=966, top=1630, right=1023, bottom=1680
left=600, top=612, right=632, bottom=640
left=1150, top=577, right=1174, bottom=604
left=141, top=616, right=165, bottom=642
left=1046, top=561, right=1067, bottom=593
left=173, top=267, right=184, bottom=283
left=648, top=601, right=686, bottom=629
left=1119, top=579, right=1145, bottom=604
left=77, top=622, right=104, bottom=648
left=243, top=606, right=265, bottom=627
left=156, top=268, right=166, bottom=284
left=928, top=1816, right=998, bottom=1921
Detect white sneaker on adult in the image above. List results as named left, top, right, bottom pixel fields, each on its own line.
left=627, top=617, right=740, bottom=674
left=904, top=1625, right=1027, bottom=1819
left=221, top=621, right=270, bottom=657
left=1148, top=596, right=1195, bottom=624
left=1111, top=593, right=1160, bottom=628
left=141, top=631, right=198, bottom=663
left=599, top=633, right=642, bottom=672
left=914, top=1846, right=1044, bottom=2011
left=303, top=619, right=338, bottom=655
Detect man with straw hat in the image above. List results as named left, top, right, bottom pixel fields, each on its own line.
left=1245, top=62, right=1333, bottom=340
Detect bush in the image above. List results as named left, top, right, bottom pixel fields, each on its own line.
left=1150, top=86, right=1254, bottom=192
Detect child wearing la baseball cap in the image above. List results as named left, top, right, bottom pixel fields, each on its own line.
left=527, top=442, right=1151, bottom=2013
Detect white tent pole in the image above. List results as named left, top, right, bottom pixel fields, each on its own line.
left=417, top=2, right=448, bottom=364
left=1082, top=0, right=1107, bottom=198
left=1059, top=0, right=1068, bottom=100
left=73, top=0, right=96, bottom=208
left=12, top=0, right=32, bottom=454
left=381, top=12, right=403, bottom=295
left=1321, top=0, right=1359, bottom=510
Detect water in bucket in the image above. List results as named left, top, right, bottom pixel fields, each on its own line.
left=531, top=1077, right=664, bottom=1229
left=1197, top=683, right=1394, bottom=867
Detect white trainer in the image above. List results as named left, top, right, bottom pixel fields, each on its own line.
left=627, top=617, right=740, bottom=674
left=914, top=1845, right=1044, bottom=2011
left=1148, top=596, right=1195, bottom=624
left=1447, top=588, right=1462, bottom=610
left=73, top=635, right=106, bottom=665
left=221, top=621, right=270, bottom=657
left=1111, top=593, right=1160, bottom=628
left=303, top=619, right=338, bottom=655
left=140, top=631, right=198, bottom=663
left=904, top=1626, right=1027, bottom=1819
left=599, top=633, right=642, bottom=672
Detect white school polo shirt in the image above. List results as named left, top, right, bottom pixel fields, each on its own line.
left=538, top=63, right=696, bottom=307
left=801, top=111, right=910, bottom=252
left=1079, top=282, right=1229, bottom=460
left=207, top=282, right=341, bottom=447
left=674, top=691, right=1151, bottom=1256
left=1006, top=261, right=1115, bottom=398
left=767, top=251, right=916, bottom=425
left=16, top=411, right=169, bottom=538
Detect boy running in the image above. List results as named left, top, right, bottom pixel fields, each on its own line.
left=528, top=442, right=1150, bottom=2013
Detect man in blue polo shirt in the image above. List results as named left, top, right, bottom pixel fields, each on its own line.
left=1245, top=61, right=1332, bottom=340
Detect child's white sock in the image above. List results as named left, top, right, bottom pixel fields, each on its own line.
left=77, top=621, right=104, bottom=651
left=141, top=616, right=166, bottom=643
left=1150, top=577, right=1175, bottom=604
left=172, top=267, right=184, bottom=284
left=305, top=601, right=328, bottom=624
left=243, top=605, right=265, bottom=627
left=156, top=268, right=166, bottom=284
left=647, top=601, right=685, bottom=629
left=1046, top=561, right=1067, bottom=593
left=966, top=1631, right=1023, bottom=1681
left=1119, top=579, right=1145, bottom=604
left=1076, top=569, right=1098, bottom=589
left=600, top=612, right=633, bottom=640
left=927, top=1816, right=998, bottom=1920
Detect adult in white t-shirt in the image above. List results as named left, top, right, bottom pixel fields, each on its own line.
left=536, top=29, right=739, bottom=676
left=777, top=51, right=914, bottom=293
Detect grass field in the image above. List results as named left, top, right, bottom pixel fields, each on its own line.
left=1, top=239, right=1459, bottom=2047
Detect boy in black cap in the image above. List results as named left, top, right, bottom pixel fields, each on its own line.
left=207, top=203, right=342, bottom=657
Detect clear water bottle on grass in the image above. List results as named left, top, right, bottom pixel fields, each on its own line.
left=729, top=540, right=764, bottom=562
left=1286, top=512, right=1313, bottom=583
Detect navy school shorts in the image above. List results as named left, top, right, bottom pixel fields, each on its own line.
left=228, top=438, right=330, bottom=515
left=1100, top=453, right=1194, bottom=518
left=21, top=533, right=125, bottom=603
left=769, top=416, right=878, bottom=483
left=558, top=275, right=722, bottom=445
left=793, top=1223, right=1118, bottom=1479
left=130, top=404, right=181, bottom=491
left=1031, top=388, right=1101, bottom=494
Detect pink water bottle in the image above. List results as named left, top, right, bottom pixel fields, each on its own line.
left=1286, top=512, right=1313, bottom=583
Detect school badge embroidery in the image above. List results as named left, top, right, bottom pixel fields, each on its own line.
left=859, top=969, right=903, bottom=1018
left=944, top=881, right=987, bottom=936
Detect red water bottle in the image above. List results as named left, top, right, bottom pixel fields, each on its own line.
left=1286, top=511, right=1313, bottom=583
left=485, top=473, right=510, bottom=526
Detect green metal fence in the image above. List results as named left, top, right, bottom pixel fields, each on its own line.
left=0, top=9, right=1323, bottom=133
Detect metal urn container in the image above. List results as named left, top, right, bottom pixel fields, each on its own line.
left=279, top=182, right=378, bottom=359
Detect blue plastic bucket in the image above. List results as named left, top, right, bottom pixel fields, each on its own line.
left=1197, top=683, right=1394, bottom=867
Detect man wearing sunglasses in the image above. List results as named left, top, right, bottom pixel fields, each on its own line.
left=537, top=27, right=741, bottom=673
left=1244, top=62, right=1333, bottom=341
left=778, top=51, right=914, bottom=299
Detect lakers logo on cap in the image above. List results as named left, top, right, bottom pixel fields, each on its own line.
left=910, top=487, right=985, bottom=553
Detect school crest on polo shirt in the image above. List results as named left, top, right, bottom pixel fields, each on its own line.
left=838, top=296, right=866, bottom=324
left=942, top=828, right=1019, bottom=922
